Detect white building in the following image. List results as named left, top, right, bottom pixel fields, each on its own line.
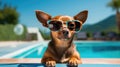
left=27, top=27, right=44, bottom=41
left=77, top=32, right=87, bottom=40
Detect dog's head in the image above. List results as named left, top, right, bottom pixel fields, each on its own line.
left=36, top=10, right=88, bottom=41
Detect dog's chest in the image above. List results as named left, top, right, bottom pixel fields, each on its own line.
left=54, top=42, right=70, bottom=59
left=55, top=44, right=74, bottom=63
left=50, top=41, right=73, bottom=62
left=55, top=43, right=68, bottom=55
left=55, top=42, right=69, bottom=54
left=54, top=47, right=68, bottom=62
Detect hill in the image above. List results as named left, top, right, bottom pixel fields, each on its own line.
left=81, top=15, right=118, bottom=33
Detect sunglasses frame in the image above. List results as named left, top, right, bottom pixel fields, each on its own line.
left=47, top=20, right=82, bottom=32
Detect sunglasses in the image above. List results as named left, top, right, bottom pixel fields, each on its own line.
left=47, top=20, right=82, bottom=32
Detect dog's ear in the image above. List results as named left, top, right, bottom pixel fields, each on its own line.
left=35, top=10, right=51, bottom=27
left=74, top=10, right=88, bottom=24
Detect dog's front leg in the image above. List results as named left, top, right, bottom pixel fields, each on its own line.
left=68, top=52, right=82, bottom=66
left=42, top=57, right=56, bottom=67
left=46, top=60, right=56, bottom=67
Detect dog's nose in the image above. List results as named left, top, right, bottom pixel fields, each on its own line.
left=63, top=30, right=69, bottom=36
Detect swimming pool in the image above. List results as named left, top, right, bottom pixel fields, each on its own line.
left=13, top=41, right=120, bottom=58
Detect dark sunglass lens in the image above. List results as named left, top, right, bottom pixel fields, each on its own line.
left=67, top=21, right=75, bottom=31
left=49, top=21, right=62, bottom=31
left=74, top=21, right=81, bottom=31
left=69, top=23, right=74, bottom=27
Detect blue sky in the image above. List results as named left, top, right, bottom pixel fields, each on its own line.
left=2, top=0, right=115, bottom=29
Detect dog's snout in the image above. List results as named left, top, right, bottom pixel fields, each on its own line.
left=63, top=30, right=69, bottom=35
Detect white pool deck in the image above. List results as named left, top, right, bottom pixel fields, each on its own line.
left=0, top=41, right=120, bottom=64
left=0, top=41, right=41, bottom=57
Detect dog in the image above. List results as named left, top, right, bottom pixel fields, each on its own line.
left=35, top=10, right=88, bottom=67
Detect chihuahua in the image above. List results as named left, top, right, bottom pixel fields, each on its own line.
left=35, top=10, right=88, bottom=67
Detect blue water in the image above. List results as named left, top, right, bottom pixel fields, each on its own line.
left=13, top=41, right=120, bottom=58
left=76, top=41, right=120, bottom=58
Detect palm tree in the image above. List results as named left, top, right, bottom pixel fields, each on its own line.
left=108, top=0, right=120, bottom=33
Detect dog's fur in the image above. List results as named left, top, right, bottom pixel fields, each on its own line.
left=35, top=10, right=88, bottom=66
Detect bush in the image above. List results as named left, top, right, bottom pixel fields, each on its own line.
left=0, top=24, right=27, bottom=41
left=0, top=1, right=19, bottom=24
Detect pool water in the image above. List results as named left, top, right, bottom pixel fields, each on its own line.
left=13, top=41, right=120, bottom=58
left=76, top=41, right=120, bottom=58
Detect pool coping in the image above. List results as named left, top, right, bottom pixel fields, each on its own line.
left=0, top=58, right=120, bottom=64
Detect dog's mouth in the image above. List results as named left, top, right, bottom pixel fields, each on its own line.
left=58, top=36, right=70, bottom=41
left=57, top=31, right=71, bottom=40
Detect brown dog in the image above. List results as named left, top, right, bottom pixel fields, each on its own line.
left=35, top=10, right=88, bottom=67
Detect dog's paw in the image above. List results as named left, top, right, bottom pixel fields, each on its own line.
left=68, top=58, right=80, bottom=66
left=46, top=61, right=56, bottom=67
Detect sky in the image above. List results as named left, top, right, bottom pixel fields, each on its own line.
left=2, top=0, right=115, bottom=30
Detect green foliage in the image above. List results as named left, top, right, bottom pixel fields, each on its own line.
left=39, top=29, right=51, bottom=40
left=107, top=0, right=120, bottom=10
left=0, top=24, right=27, bottom=41
left=101, top=31, right=106, bottom=36
left=87, top=32, right=92, bottom=37
left=0, top=1, right=24, bottom=41
left=0, top=1, right=19, bottom=24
